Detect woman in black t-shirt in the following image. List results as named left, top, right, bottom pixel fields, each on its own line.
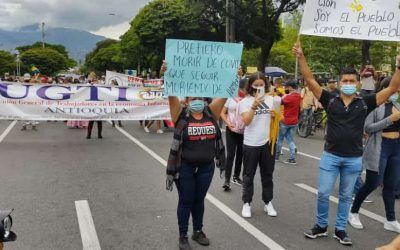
left=162, top=62, right=227, bottom=250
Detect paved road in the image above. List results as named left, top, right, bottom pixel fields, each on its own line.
left=0, top=120, right=398, bottom=250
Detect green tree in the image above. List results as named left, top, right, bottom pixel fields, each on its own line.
left=16, top=42, right=77, bottom=68
left=85, top=42, right=124, bottom=73
left=188, top=0, right=305, bottom=70
left=0, top=50, right=16, bottom=76
left=20, top=48, right=68, bottom=76
left=120, top=0, right=221, bottom=72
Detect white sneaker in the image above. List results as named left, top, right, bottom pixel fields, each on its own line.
left=157, top=129, right=164, bottom=134
left=264, top=202, right=277, bottom=217
left=144, top=127, right=150, bottom=133
left=384, top=220, right=400, bottom=233
left=348, top=213, right=363, bottom=229
left=242, top=203, right=251, bottom=218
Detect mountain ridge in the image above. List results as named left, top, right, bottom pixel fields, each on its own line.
left=0, top=24, right=106, bottom=62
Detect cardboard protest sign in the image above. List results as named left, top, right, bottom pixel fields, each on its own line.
left=164, top=39, right=243, bottom=98
left=300, top=0, right=400, bottom=42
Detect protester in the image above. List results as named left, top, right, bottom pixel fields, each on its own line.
left=349, top=76, right=400, bottom=233
left=220, top=78, right=247, bottom=191
left=21, top=73, right=39, bottom=131
left=86, top=121, right=103, bottom=139
left=294, top=41, right=400, bottom=246
left=239, top=72, right=279, bottom=218
left=144, top=120, right=163, bottom=134
left=163, top=62, right=227, bottom=250
left=275, top=80, right=301, bottom=164
left=327, top=79, right=340, bottom=95
left=360, top=63, right=377, bottom=96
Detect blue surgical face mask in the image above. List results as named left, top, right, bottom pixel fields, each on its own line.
left=389, top=94, right=399, bottom=102
left=188, top=99, right=205, bottom=113
left=341, top=84, right=357, bottom=96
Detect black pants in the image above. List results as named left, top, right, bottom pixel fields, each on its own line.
left=225, top=128, right=244, bottom=181
left=242, top=143, right=275, bottom=204
left=112, top=120, right=122, bottom=127
left=87, top=121, right=103, bottom=137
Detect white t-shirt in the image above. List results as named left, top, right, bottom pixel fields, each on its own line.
left=239, top=95, right=273, bottom=147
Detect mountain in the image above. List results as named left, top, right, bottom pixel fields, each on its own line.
left=0, top=23, right=106, bottom=63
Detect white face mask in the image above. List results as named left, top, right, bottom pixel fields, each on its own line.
left=253, top=85, right=265, bottom=96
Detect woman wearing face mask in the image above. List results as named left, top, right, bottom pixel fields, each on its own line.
left=349, top=76, right=400, bottom=233
left=162, top=62, right=228, bottom=250
left=239, top=72, right=280, bottom=218
left=220, top=78, right=248, bottom=191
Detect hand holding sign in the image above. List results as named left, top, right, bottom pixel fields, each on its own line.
left=164, top=39, right=243, bottom=98
left=292, top=41, right=304, bottom=59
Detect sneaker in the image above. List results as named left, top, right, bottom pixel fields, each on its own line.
left=304, top=224, right=328, bottom=239
left=144, top=126, right=150, bottom=133
left=384, top=220, right=400, bottom=233
left=364, top=196, right=373, bottom=203
left=157, top=129, right=164, bottom=134
left=179, top=235, right=192, bottom=250
left=191, top=231, right=210, bottom=246
left=333, top=229, right=352, bottom=246
left=348, top=213, right=363, bottom=229
left=98, top=135, right=103, bottom=139
left=222, top=181, right=231, bottom=191
left=264, top=202, right=277, bottom=217
left=242, top=203, right=251, bottom=218
left=284, top=159, right=297, bottom=165
left=232, top=176, right=243, bottom=185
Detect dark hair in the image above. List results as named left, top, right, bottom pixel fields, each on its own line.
left=340, top=67, right=359, bottom=80
left=376, top=76, right=392, bottom=93
left=239, top=78, right=248, bottom=89
left=284, top=79, right=299, bottom=89
left=246, top=72, right=269, bottom=96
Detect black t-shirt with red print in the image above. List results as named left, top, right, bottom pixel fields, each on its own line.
left=181, top=114, right=217, bottom=165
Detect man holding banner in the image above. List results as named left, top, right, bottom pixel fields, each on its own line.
left=293, top=42, right=400, bottom=245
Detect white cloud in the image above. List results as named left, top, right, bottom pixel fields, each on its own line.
left=0, top=0, right=150, bottom=36
left=92, top=21, right=130, bottom=40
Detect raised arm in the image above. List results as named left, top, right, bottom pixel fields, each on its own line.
left=161, top=61, right=182, bottom=123
left=376, top=56, right=400, bottom=105
left=292, top=41, right=323, bottom=100
left=209, top=98, right=227, bottom=120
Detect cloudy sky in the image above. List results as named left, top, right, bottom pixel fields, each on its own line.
left=0, top=0, right=151, bottom=39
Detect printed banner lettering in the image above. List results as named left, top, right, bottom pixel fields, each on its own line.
left=164, top=39, right=244, bottom=98
left=300, top=0, right=400, bottom=42
left=0, top=82, right=171, bottom=121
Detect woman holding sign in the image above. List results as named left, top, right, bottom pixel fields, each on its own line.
left=162, top=62, right=227, bottom=250
left=239, top=72, right=280, bottom=218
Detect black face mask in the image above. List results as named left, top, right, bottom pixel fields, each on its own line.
left=285, top=90, right=290, bottom=94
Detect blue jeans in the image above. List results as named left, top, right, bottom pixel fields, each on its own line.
left=316, top=152, right=362, bottom=230
left=353, top=173, right=364, bottom=195
left=176, top=162, right=214, bottom=235
left=276, top=123, right=297, bottom=160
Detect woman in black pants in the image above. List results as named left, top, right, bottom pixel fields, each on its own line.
left=239, top=72, right=279, bottom=218
left=163, top=62, right=227, bottom=250
left=220, top=78, right=247, bottom=190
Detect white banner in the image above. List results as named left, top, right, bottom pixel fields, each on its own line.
left=105, top=71, right=164, bottom=88
left=300, top=0, right=400, bottom=42
left=0, top=82, right=171, bottom=121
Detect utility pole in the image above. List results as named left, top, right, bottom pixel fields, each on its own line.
left=41, top=22, right=45, bottom=49
left=225, top=0, right=235, bottom=43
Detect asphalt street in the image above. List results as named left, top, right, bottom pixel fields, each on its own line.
left=0, top=120, right=398, bottom=250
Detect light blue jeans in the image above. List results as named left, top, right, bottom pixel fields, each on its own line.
left=316, top=151, right=362, bottom=230
left=276, top=123, right=297, bottom=160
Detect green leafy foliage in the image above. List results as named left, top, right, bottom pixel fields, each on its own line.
left=0, top=50, right=16, bottom=76
left=20, top=48, right=68, bottom=76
